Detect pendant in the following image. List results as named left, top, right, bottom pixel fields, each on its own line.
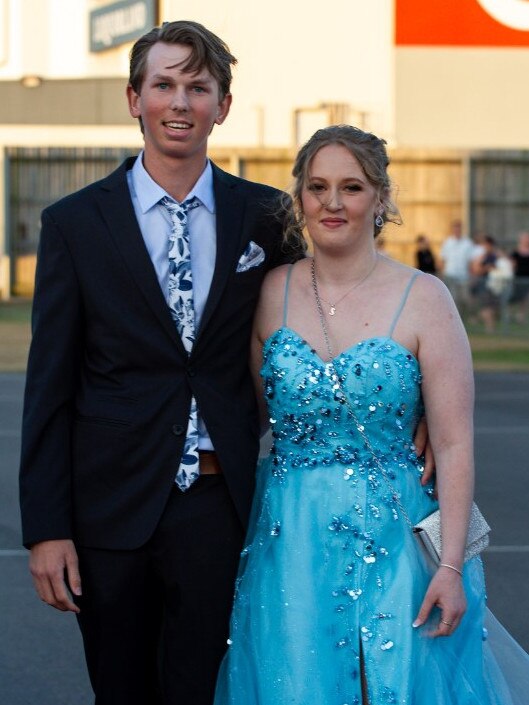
left=329, top=306, right=336, bottom=316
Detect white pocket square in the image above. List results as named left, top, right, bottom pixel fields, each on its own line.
left=236, top=241, right=265, bottom=272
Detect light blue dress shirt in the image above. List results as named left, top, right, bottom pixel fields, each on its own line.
left=127, top=152, right=216, bottom=450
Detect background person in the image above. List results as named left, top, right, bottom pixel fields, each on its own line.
left=439, top=219, right=474, bottom=317
left=414, top=233, right=437, bottom=274
left=472, top=236, right=513, bottom=333
left=510, top=231, right=529, bottom=324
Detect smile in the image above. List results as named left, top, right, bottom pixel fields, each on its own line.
left=321, top=218, right=346, bottom=226
left=164, top=121, right=193, bottom=130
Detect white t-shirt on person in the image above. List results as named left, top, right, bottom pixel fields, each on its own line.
left=441, top=236, right=474, bottom=281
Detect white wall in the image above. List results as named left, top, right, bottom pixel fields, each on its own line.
left=3, top=0, right=529, bottom=149
left=162, top=0, right=395, bottom=147
left=395, top=48, right=529, bottom=149
left=0, top=0, right=395, bottom=147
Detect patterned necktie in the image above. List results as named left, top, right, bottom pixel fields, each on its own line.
left=161, top=195, right=201, bottom=491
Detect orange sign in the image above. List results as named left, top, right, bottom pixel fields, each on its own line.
left=396, top=0, right=529, bottom=47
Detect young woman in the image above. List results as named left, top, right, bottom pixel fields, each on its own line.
left=214, top=125, right=529, bottom=704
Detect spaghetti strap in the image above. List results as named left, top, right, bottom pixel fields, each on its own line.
left=282, top=264, right=295, bottom=328
left=388, top=271, right=421, bottom=338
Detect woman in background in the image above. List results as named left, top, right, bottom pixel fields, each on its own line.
left=510, top=231, right=529, bottom=323
left=415, top=233, right=437, bottom=274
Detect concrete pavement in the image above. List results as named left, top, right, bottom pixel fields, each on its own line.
left=1, top=371, right=528, bottom=704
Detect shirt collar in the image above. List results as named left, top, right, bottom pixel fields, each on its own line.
left=130, top=152, right=215, bottom=214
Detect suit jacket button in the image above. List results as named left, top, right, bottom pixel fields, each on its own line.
left=187, top=367, right=196, bottom=377
left=172, top=424, right=184, bottom=436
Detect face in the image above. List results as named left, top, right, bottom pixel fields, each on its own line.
left=301, top=144, right=380, bottom=251
left=518, top=232, right=529, bottom=249
left=127, top=42, right=231, bottom=166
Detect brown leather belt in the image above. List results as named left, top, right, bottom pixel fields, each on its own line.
left=198, top=451, right=223, bottom=475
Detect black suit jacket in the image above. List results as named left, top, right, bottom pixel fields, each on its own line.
left=19, top=157, right=297, bottom=550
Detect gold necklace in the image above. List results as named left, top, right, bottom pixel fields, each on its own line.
left=314, top=255, right=378, bottom=316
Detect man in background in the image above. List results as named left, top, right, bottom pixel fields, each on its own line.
left=440, top=219, right=474, bottom=316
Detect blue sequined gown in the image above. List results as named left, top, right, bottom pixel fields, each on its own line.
left=214, top=269, right=529, bottom=705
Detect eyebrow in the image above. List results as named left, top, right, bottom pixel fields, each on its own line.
left=156, top=68, right=213, bottom=83
left=308, top=176, right=366, bottom=183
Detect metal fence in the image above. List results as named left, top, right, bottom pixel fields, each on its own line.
left=7, top=147, right=138, bottom=296
left=5, top=146, right=529, bottom=299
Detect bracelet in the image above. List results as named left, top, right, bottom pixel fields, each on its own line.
left=439, top=562, right=463, bottom=577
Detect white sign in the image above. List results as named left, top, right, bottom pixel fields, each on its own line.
left=90, top=0, right=156, bottom=52
left=477, top=0, right=529, bottom=30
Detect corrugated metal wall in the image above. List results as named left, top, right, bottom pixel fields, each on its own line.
left=7, top=147, right=137, bottom=295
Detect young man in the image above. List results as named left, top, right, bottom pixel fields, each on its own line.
left=439, top=219, right=474, bottom=316
left=19, top=21, right=300, bottom=705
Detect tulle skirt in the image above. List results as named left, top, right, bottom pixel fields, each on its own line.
left=214, top=458, right=529, bottom=705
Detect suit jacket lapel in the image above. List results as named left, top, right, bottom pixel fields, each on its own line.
left=95, top=158, right=187, bottom=354
left=196, top=165, right=245, bottom=341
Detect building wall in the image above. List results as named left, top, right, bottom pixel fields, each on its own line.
left=1, top=0, right=529, bottom=297
left=2, top=0, right=529, bottom=150
left=395, top=0, right=529, bottom=148
left=395, top=47, right=529, bottom=149
left=0, top=0, right=395, bottom=146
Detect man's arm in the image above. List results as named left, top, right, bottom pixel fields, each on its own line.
left=19, top=209, right=84, bottom=611
left=413, top=418, right=436, bottom=487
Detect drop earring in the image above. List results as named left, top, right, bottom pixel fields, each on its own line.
left=375, top=214, right=384, bottom=228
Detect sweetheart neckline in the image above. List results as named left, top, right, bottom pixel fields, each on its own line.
left=262, top=326, right=420, bottom=368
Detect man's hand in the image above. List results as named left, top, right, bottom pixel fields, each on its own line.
left=413, top=417, right=436, bottom=487
left=29, top=539, right=81, bottom=613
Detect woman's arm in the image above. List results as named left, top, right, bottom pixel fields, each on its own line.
left=410, top=274, right=474, bottom=636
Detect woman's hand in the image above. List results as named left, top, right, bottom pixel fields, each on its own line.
left=412, top=565, right=466, bottom=637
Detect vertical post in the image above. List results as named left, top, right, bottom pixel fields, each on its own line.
left=0, top=148, right=10, bottom=300
left=499, top=280, right=512, bottom=334
left=229, top=154, right=242, bottom=178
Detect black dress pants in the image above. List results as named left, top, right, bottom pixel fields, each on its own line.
left=75, top=476, right=244, bottom=705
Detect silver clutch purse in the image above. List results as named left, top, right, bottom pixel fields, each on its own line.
left=413, top=501, right=491, bottom=566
